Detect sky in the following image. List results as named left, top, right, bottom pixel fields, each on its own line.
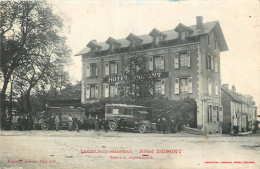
left=51, top=0, right=260, bottom=110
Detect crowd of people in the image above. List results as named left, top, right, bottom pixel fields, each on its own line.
left=13, top=114, right=178, bottom=134
left=54, top=114, right=109, bottom=132
left=16, top=115, right=34, bottom=131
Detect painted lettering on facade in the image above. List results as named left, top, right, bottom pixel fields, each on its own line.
left=170, top=44, right=198, bottom=52
left=105, top=72, right=168, bottom=83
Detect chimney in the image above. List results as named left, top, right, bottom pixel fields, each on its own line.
left=196, top=16, right=203, bottom=31
left=223, top=84, right=229, bottom=90
left=232, top=85, right=236, bottom=92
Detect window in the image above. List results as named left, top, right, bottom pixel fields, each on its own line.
left=153, top=56, right=161, bottom=71
left=215, top=40, right=217, bottom=50
left=181, top=32, right=186, bottom=40
left=208, top=105, right=212, bottom=122
left=90, top=64, right=97, bottom=77
left=175, top=77, right=192, bottom=95
left=105, top=61, right=117, bottom=76
left=180, top=53, right=190, bottom=67
left=86, top=85, right=98, bottom=99
left=217, top=106, right=219, bottom=121
left=207, top=55, right=213, bottom=70
left=109, top=84, right=116, bottom=97
left=155, top=36, right=161, bottom=45
left=207, top=34, right=210, bottom=45
left=174, top=52, right=190, bottom=69
left=109, top=62, right=116, bottom=75
left=180, top=78, right=188, bottom=94
left=90, top=86, right=96, bottom=99
left=149, top=55, right=164, bottom=71
left=155, top=81, right=161, bottom=94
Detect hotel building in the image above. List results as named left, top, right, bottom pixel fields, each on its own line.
left=76, top=16, right=228, bottom=134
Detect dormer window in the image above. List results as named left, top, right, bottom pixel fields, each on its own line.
left=180, top=32, right=186, bottom=40
left=105, top=37, right=121, bottom=53
left=149, top=28, right=167, bottom=46
left=174, top=23, right=193, bottom=42
left=155, top=36, right=162, bottom=45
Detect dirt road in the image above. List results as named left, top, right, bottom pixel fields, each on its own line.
left=0, top=130, right=259, bottom=169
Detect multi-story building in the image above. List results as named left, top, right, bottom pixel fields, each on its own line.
left=221, top=84, right=258, bottom=134
left=76, top=16, right=228, bottom=134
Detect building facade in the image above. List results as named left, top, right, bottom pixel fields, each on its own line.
left=221, top=84, right=258, bottom=134
left=76, top=16, right=228, bottom=134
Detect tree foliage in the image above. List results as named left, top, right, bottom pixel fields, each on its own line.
left=0, top=0, right=71, bottom=126
left=119, top=53, right=158, bottom=103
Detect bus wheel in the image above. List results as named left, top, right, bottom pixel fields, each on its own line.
left=139, top=124, right=146, bottom=134
left=41, top=123, right=49, bottom=130
left=150, top=125, right=156, bottom=133
left=109, top=121, right=117, bottom=131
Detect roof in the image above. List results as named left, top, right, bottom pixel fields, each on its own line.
left=75, top=21, right=228, bottom=56
left=174, top=23, right=193, bottom=32
left=221, top=86, right=255, bottom=106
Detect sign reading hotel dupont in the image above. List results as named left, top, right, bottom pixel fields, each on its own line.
left=0, top=0, right=259, bottom=169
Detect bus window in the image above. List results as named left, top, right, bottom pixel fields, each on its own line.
left=107, top=108, right=112, bottom=114
left=128, top=109, right=134, bottom=115
left=112, top=109, right=119, bottom=115
left=123, top=108, right=127, bottom=115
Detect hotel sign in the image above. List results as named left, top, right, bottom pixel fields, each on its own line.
left=104, top=72, right=169, bottom=83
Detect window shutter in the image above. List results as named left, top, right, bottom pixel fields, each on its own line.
left=95, top=85, right=98, bottom=98
left=96, top=64, right=98, bottom=76
left=115, top=83, right=118, bottom=96
left=211, top=56, right=214, bottom=71
left=175, top=78, right=179, bottom=94
left=86, top=86, right=90, bottom=99
left=161, top=79, right=165, bottom=95
left=105, top=62, right=109, bottom=76
left=81, top=83, right=85, bottom=102
left=208, top=79, right=212, bottom=95
left=149, top=57, right=153, bottom=71
left=188, top=77, right=192, bottom=93
left=160, top=55, right=164, bottom=70
left=86, top=65, right=90, bottom=77
left=219, top=106, right=223, bottom=122
left=215, top=83, right=219, bottom=96
left=104, top=84, right=109, bottom=98
left=115, top=61, right=118, bottom=75
left=187, top=51, right=191, bottom=67
left=206, top=55, right=209, bottom=69
left=215, top=58, right=218, bottom=72
left=212, top=106, right=217, bottom=122
left=174, top=53, right=179, bottom=69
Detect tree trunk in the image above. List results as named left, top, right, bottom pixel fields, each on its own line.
left=26, top=87, right=33, bottom=116
left=0, top=77, right=10, bottom=129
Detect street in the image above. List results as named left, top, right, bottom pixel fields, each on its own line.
left=0, top=130, right=259, bottom=169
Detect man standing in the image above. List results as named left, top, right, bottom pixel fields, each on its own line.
left=73, top=116, right=80, bottom=132
left=94, top=115, right=99, bottom=131
left=83, top=116, right=88, bottom=131
left=68, top=116, right=73, bottom=131
left=55, top=115, right=60, bottom=131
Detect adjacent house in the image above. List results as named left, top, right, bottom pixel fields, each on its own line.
left=221, top=84, right=258, bottom=134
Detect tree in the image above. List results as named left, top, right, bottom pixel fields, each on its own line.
left=0, top=1, right=71, bottom=127
left=120, top=53, right=158, bottom=103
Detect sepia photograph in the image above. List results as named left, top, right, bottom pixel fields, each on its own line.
left=0, top=0, right=260, bottom=169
